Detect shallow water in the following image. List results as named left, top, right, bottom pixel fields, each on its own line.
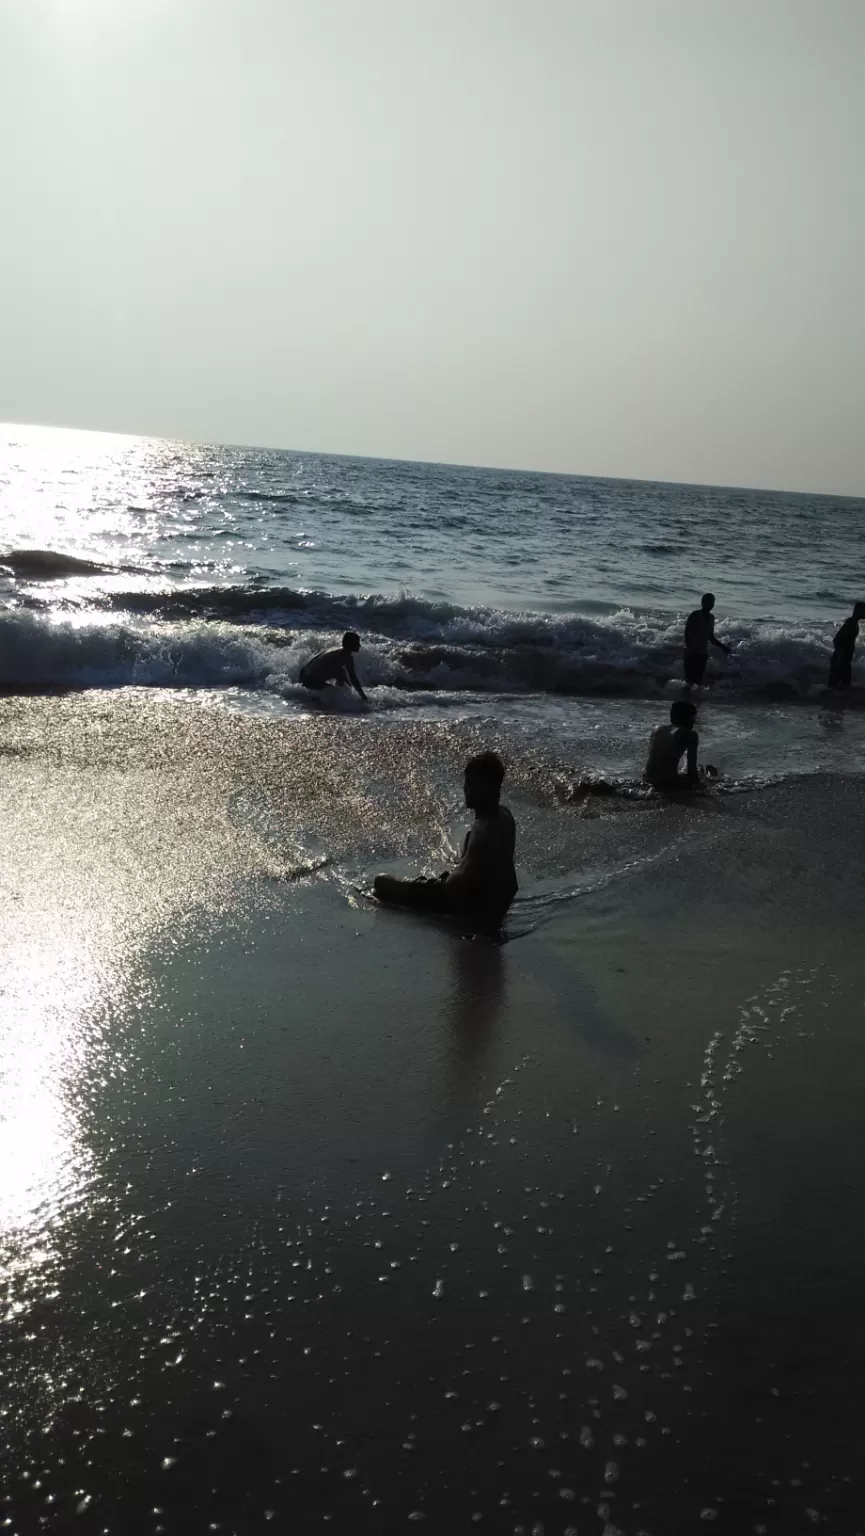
left=1, top=695, right=864, bottom=1532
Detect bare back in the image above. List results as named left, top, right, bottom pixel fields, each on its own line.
left=446, top=805, right=518, bottom=926
left=645, top=724, right=696, bottom=789
left=300, top=647, right=349, bottom=687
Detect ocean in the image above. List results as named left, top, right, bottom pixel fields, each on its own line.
left=2, top=424, right=865, bottom=1534
left=2, top=423, right=865, bottom=784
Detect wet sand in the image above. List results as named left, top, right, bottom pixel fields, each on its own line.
left=1, top=692, right=864, bottom=1534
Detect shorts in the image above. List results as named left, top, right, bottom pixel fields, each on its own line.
left=298, top=665, right=323, bottom=691
left=829, top=654, right=852, bottom=689
left=684, top=652, right=708, bottom=686
left=374, top=874, right=512, bottom=933
left=374, top=874, right=453, bottom=915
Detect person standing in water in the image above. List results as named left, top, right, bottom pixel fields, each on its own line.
left=374, top=751, right=518, bottom=933
left=299, top=631, right=368, bottom=703
left=828, top=602, right=865, bottom=689
left=683, top=592, right=730, bottom=687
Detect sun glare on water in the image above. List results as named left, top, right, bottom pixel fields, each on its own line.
left=0, top=921, right=124, bottom=1332
left=0, top=423, right=165, bottom=561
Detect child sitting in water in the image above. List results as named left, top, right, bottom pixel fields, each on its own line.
left=644, top=700, right=704, bottom=791
left=374, top=751, right=518, bottom=933
left=563, top=703, right=717, bottom=803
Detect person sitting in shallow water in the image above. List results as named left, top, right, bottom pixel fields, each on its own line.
left=644, top=700, right=708, bottom=791
left=374, top=751, right=518, bottom=932
left=299, top=631, right=368, bottom=703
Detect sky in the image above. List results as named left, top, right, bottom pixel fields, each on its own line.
left=1, top=0, right=863, bottom=495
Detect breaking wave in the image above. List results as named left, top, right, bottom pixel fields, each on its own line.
left=0, top=586, right=852, bottom=703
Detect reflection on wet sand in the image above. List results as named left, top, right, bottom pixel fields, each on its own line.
left=446, top=934, right=506, bottom=1088
left=2, top=695, right=865, bottom=1533
left=0, top=931, right=99, bottom=1312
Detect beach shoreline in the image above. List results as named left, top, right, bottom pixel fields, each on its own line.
left=1, top=691, right=864, bottom=1530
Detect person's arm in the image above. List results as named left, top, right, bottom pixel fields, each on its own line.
left=686, top=730, right=700, bottom=782
left=444, top=825, right=490, bottom=904
left=709, top=619, right=730, bottom=655
left=346, top=655, right=368, bottom=702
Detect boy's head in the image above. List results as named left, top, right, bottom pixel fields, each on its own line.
left=853, top=602, right=865, bottom=621
left=701, top=592, right=716, bottom=612
left=342, top=631, right=361, bottom=653
left=464, top=750, right=505, bottom=810
left=670, top=700, right=697, bottom=728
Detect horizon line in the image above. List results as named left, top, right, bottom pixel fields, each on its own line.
left=1, top=414, right=863, bottom=505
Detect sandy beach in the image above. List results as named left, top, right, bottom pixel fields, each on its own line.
left=5, top=0, right=865, bottom=1522
left=0, top=690, right=863, bottom=1533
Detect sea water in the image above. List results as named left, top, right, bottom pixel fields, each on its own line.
left=3, top=425, right=865, bottom=1532
left=2, top=422, right=864, bottom=780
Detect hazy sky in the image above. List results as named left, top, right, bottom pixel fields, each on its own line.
left=2, top=0, right=863, bottom=493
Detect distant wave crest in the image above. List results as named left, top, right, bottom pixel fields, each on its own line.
left=1, top=548, right=112, bottom=578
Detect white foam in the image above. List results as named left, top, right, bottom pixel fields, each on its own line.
left=0, top=597, right=853, bottom=702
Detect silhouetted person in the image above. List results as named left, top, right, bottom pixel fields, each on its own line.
left=645, top=700, right=701, bottom=790
left=299, top=631, right=367, bottom=702
left=374, top=751, right=517, bottom=933
left=828, top=602, right=865, bottom=689
left=683, top=592, right=730, bottom=686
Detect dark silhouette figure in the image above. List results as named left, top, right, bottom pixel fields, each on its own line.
left=645, top=700, right=702, bottom=790
left=683, top=592, right=730, bottom=686
left=828, top=602, right=865, bottom=689
left=299, top=631, right=367, bottom=702
left=374, top=751, right=518, bottom=933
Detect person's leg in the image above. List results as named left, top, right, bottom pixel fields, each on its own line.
left=373, top=874, right=453, bottom=914
left=374, top=875, right=511, bottom=935
left=828, top=656, right=851, bottom=689
left=646, top=772, right=682, bottom=794
left=684, top=653, right=707, bottom=686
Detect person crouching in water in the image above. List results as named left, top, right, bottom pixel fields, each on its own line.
left=299, top=631, right=368, bottom=703
left=645, top=700, right=705, bottom=791
left=374, top=751, right=518, bottom=933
